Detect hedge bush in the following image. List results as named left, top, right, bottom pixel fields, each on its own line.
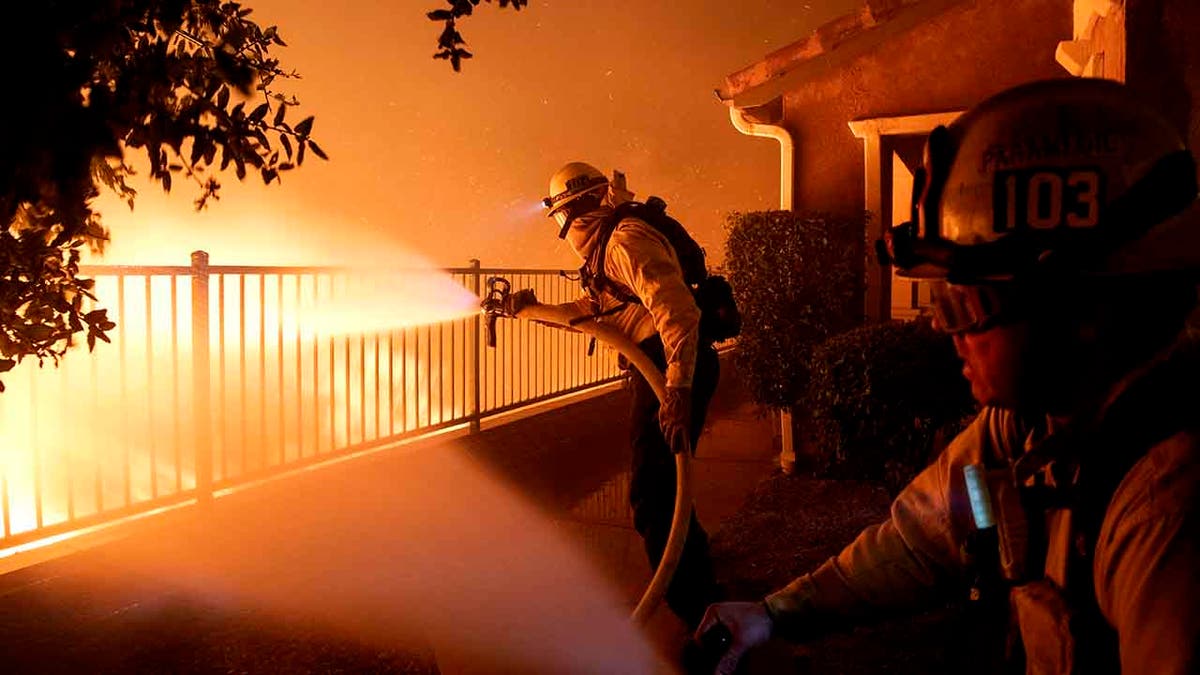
left=805, top=317, right=977, bottom=495
left=724, top=210, right=863, bottom=409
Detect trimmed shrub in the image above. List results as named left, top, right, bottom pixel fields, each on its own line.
left=724, top=210, right=864, bottom=409
left=804, top=317, right=977, bottom=495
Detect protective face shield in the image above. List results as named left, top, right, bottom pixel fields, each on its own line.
left=928, top=281, right=1018, bottom=334
left=544, top=162, right=610, bottom=238
left=877, top=78, right=1200, bottom=287
left=551, top=205, right=573, bottom=232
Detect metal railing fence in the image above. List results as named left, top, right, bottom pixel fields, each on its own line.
left=0, top=254, right=622, bottom=551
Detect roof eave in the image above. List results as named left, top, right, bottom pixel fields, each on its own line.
left=716, top=0, right=971, bottom=109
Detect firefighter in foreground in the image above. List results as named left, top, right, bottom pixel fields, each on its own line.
left=500, top=163, right=724, bottom=630
left=697, top=78, right=1200, bottom=674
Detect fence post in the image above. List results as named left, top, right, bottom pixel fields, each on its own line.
left=469, top=258, right=482, bottom=433
left=191, top=251, right=213, bottom=503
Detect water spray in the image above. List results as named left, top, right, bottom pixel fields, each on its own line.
left=480, top=277, right=692, bottom=625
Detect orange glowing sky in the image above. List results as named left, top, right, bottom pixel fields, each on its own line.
left=92, top=0, right=862, bottom=269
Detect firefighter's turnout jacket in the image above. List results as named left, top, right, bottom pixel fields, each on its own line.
left=559, top=207, right=700, bottom=388
left=765, top=336, right=1200, bottom=675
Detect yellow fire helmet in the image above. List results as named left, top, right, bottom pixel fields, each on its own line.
left=879, top=78, right=1199, bottom=284
left=544, top=162, right=609, bottom=237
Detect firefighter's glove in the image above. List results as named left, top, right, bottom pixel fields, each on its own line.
left=502, top=288, right=538, bottom=318
left=658, top=386, right=693, bottom=455
left=693, top=601, right=774, bottom=675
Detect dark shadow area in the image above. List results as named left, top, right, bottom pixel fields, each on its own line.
left=710, top=471, right=1004, bottom=674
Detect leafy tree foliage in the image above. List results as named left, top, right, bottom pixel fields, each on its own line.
left=806, top=318, right=976, bottom=495
left=723, top=210, right=863, bottom=409
left=0, top=0, right=325, bottom=391
left=426, top=0, right=528, bottom=71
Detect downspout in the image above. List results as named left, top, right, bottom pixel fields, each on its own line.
left=725, top=99, right=798, bottom=474
left=728, top=104, right=794, bottom=211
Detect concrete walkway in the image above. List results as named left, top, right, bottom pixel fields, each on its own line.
left=0, top=352, right=778, bottom=674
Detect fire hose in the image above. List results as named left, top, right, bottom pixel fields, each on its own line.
left=481, top=277, right=691, bottom=625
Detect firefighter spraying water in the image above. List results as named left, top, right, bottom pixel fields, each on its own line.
left=483, top=273, right=698, bottom=626
left=480, top=163, right=742, bottom=675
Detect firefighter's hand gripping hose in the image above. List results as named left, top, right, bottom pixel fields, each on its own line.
left=480, top=277, right=693, bottom=626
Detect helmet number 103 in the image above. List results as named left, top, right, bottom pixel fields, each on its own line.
left=993, top=168, right=1103, bottom=232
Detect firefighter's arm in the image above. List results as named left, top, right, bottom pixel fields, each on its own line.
left=763, top=412, right=995, bottom=634
left=606, top=222, right=699, bottom=388
left=512, top=294, right=594, bottom=333
left=1095, top=436, right=1200, bottom=675
left=550, top=295, right=598, bottom=318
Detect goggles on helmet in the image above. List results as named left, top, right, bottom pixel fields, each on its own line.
left=542, top=196, right=574, bottom=238
left=928, top=281, right=1019, bottom=334
left=551, top=208, right=571, bottom=232
left=544, top=188, right=605, bottom=238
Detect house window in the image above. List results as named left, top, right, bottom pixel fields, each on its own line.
left=849, top=111, right=964, bottom=322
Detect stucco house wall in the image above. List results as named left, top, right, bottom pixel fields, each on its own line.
left=721, top=0, right=1072, bottom=321
left=782, top=0, right=1070, bottom=218
left=724, top=0, right=1200, bottom=323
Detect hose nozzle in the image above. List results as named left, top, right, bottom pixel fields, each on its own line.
left=480, top=276, right=512, bottom=349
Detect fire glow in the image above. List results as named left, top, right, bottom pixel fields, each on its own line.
left=0, top=252, right=479, bottom=546
left=0, top=246, right=655, bottom=673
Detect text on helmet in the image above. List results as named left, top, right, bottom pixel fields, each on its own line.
left=992, top=167, right=1105, bottom=232
left=980, top=131, right=1119, bottom=174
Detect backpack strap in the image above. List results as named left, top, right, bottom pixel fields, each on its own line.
left=1084, top=344, right=1196, bottom=527
left=582, top=206, right=640, bottom=306
left=571, top=211, right=635, bottom=360
left=1070, top=354, right=1198, bottom=578
left=1066, top=359, right=1196, bottom=673
left=1004, top=345, right=1199, bottom=672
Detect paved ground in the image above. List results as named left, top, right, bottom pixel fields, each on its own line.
left=0, top=352, right=778, bottom=674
